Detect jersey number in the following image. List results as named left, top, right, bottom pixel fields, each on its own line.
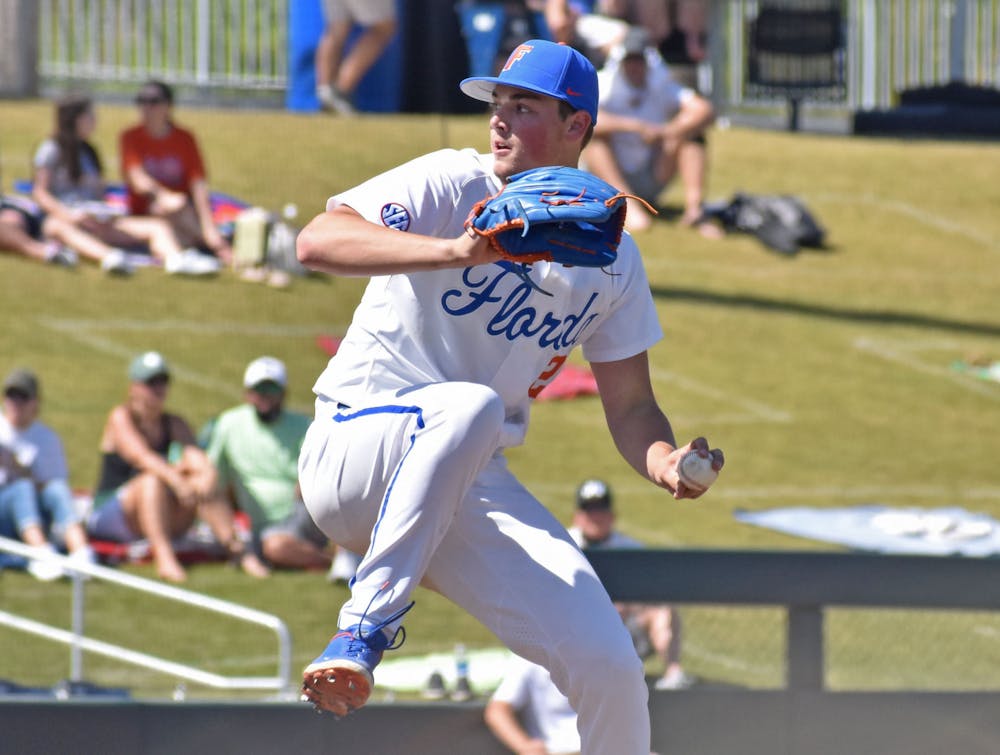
left=528, top=355, right=567, bottom=399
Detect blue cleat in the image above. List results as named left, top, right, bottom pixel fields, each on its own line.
left=301, top=590, right=414, bottom=716
left=302, top=625, right=388, bottom=716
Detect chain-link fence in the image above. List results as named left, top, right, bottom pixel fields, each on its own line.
left=671, top=605, right=1000, bottom=691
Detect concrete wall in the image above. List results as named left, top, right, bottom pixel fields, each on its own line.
left=3, top=691, right=1000, bottom=755
left=0, top=0, right=38, bottom=97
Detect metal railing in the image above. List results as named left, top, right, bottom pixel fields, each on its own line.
left=587, top=547, right=1000, bottom=691
left=720, top=0, right=1000, bottom=112
left=0, top=535, right=293, bottom=697
left=38, top=0, right=288, bottom=95
left=30, top=0, right=1000, bottom=115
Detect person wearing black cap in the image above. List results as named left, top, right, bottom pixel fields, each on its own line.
left=583, top=25, right=722, bottom=236
left=296, top=38, right=723, bottom=748
left=571, top=479, right=693, bottom=690
left=89, top=352, right=265, bottom=582
left=1, top=368, right=96, bottom=580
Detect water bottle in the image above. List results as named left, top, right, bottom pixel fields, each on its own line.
left=452, top=643, right=472, bottom=701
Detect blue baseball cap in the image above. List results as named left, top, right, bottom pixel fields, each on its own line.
left=460, top=40, right=599, bottom=124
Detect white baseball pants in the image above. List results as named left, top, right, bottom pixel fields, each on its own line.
left=299, top=382, right=650, bottom=754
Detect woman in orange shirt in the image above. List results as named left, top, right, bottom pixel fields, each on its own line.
left=120, top=81, right=233, bottom=265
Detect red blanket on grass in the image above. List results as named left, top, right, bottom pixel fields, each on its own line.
left=74, top=490, right=251, bottom=565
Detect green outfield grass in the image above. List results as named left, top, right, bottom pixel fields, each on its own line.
left=1, top=100, right=999, bottom=700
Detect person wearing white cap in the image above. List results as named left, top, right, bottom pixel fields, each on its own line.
left=202, top=357, right=338, bottom=575
left=295, top=38, right=723, bottom=751
left=583, top=26, right=721, bottom=235
left=88, top=351, right=264, bottom=582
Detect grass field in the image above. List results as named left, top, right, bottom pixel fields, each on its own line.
left=2, top=100, right=999, bottom=700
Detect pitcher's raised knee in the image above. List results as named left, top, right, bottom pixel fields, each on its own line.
left=433, top=383, right=505, bottom=450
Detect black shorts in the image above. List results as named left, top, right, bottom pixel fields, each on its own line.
left=0, top=195, right=44, bottom=239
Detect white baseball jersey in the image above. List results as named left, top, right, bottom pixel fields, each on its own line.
left=597, top=49, right=696, bottom=174
left=312, top=147, right=663, bottom=448
left=299, top=147, right=657, bottom=754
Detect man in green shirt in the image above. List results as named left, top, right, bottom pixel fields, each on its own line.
left=204, top=356, right=333, bottom=574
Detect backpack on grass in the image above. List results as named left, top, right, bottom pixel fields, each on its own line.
left=705, top=193, right=827, bottom=256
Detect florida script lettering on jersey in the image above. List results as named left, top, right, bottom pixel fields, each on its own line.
left=441, top=262, right=599, bottom=350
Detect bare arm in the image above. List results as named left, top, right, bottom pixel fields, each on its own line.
left=295, top=204, right=497, bottom=276
left=123, top=162, right=164, bottom=198
left=32, top=166, right=82, bottom=223
left=591, top=352, right=722, bottom=498
left=594, top=94, right=714, bottom=144
left=189, top=178, right=229, bottom=255
left=189, top=178, right=214, bottom=235
left=592, top=109, right=663, bottom=142
left=483, top=699, right=548, bottom=755
left=105, top=406, right=185, bottom=489
left=544, top=0, right=576, bottom=44
left=668, top=94, right=716, bottom=140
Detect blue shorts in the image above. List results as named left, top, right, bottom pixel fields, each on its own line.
left=87, top=491, right=139, bottom=542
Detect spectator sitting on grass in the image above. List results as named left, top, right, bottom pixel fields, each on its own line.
left=569, top=478, right=694, bottom=690
left=0, top=368, right=96, bottom=579
left=484, top=653, right=582, bottom=755
left=582, top=27, right=721, bottom=236
left=88, top=351, right=268, bottom=583
left=119, top=80, right=233, bottom=266
left=314, top=0, right=397, bottom=115
left=0, top=194, right=77, bottom=267
left=202, top=356, right=334, bottom=576
left=31, top=94, right=218, bottom=277
left=0, top=462, right=56, bottom=579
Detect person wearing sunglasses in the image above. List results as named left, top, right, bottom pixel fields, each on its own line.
left=119, top=80, right=231, bottom=272
left=88, top=351, right=264, bottom=582
left=31, top=93, right=206, bottom=276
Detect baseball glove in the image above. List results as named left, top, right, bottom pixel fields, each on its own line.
left=465, top=166, right=638, bottom=268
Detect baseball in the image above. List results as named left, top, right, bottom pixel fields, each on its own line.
left=679, top=451, right=718, bottom=490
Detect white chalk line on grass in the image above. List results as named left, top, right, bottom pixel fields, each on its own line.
left=651, top=367, right=793, bottom=424
left=525, top=479, right=1000, bottom=502
left=812, top=192, right=1000, bottom=254
left=37, top=316, right=337, bottom=401
left=38, top=317, right=331, bottom=337
left=854, top=336, right=1000, bottom=401
left=712, top=484, right=1000, bottom=501
left=973, top=625, right=1000, bottom=640
left=558, top=403, right=789, bottom=429
left=42, top=316, right=792, bottom=427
